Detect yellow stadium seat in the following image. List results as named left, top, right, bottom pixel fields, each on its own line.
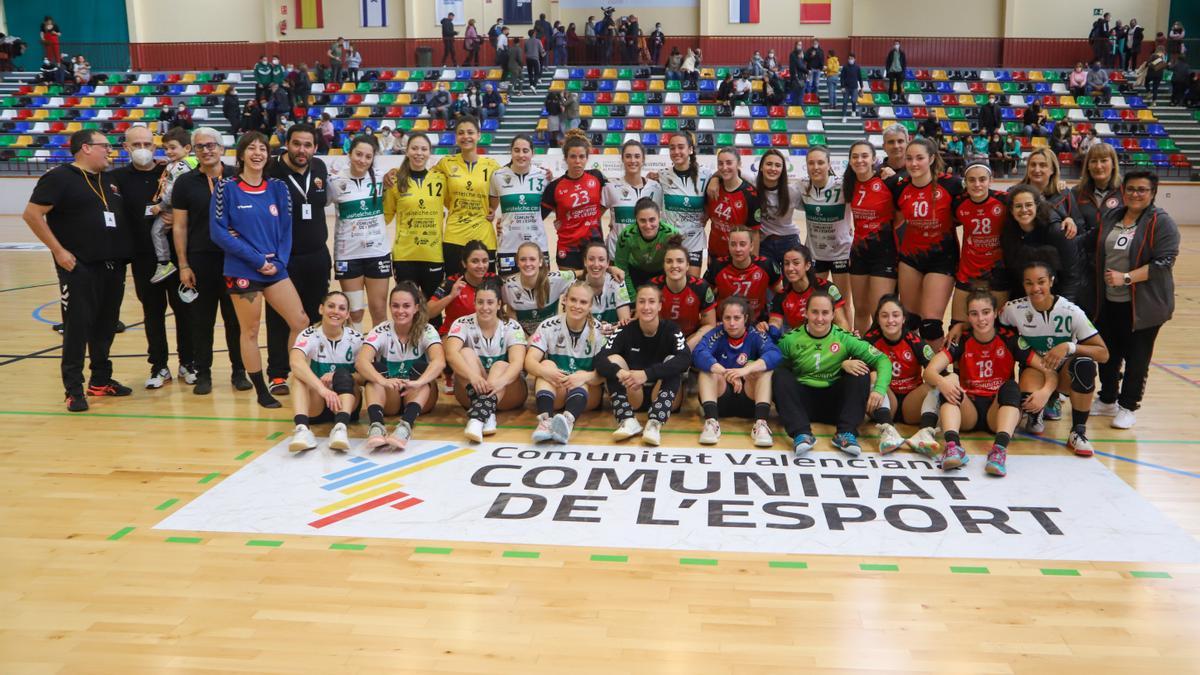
left=393, top=70, right=409, bottom=80
left=79, top=97, right=95, bottom=107
left=536, top=119, right=547, bottom=131
left=14, top=135, right=33, bottom=147
left=752, top=119, right=769, bottom=132
left=933, top=107, right=948, bottom=120
left=1029, top=71, right=1044, bottom=81
left=601, top=68, right=617, bottom=78
left=957, top=95, right=974, bottom=106
left=411, top=120, right=429, bottom=131
left=931, top=70, right=948, bottom=81
left=786, top=106, right=805, bottom=118
left=644, top=119, right=661, bottom=131
left=613, top=93, right=629, bottom=104
left=579, top=105, right=593, bottom=117
left=1137, top=109, right=1155, bottom=121
left=649, top=80, right=664, bottom=91
left=789, top=134, right=808, bottom=148
left=487, top=69, right=503, bottom=80
left=30, top=110, right=48, bottom=120
left=397, top=94, right=411, bottom=104
left=857, top=92, right=872, bottom=104
left=985, top=82, right=1002, bottom=94
left=952, top=121, right=971, bottom=134
left=700, top=68, right=715, bottom=79
left=751, top=80, right=763, bottom=92
left=1059, top=96, right=1076, bottom=106
left=340, top=83, right=355, bottom=93
left=32, top=85, right=46, bottom=95
left=603, top=147, right=619, bottom=154
left=127, top=109, right=144, bottom=120
left=64, top=122, right=81, bottom=132
left=181, top=73, right=196, bottom=83
left=1031, top=137, right=1048, bottom=149
left=681, top=105, right=697, bottom=117
left=550, top=80, right=565, bottom=91
left=354, top=106, right=371, bottom=118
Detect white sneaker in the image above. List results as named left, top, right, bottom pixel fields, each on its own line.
left=464, top=418, right=485, bottom=443
left=698, top=418, right=721, bottom=445
left=907, top=426, right=940, bottom=456
left=441, top=373, right=455, bottom=394
left=877, top=423, right=905, bottom=454
left=1067, top=429, right=1094, bottom=457
left=842, top=116, right=848, bottom=122
left=612, top=417, right=643, bottom=441
left=389, top=420, right=413, bottom=449
left=329, top=422, right=350, bottom=451
left=532, top=414, right=555, bottom=442
left=483, top=413, right=497, bottom=435
left=145, top=367, right=171, bottom=389
left=751, top=419, right=773, bottom=447
left=1023, top=413, right=1045, bottom=435
left=1111, top=406, right=1136, bottom=429
left=550, top=412, right=574, bottom=444
left=178, top=364, right=198, bottom=385
left=642, top=419, right=662, bottom=446
left=289, top=424, right=317, bottom=453
left=1090, top=399, right=1119, bottom=417
left=150, top=261, right=177, bottom=284
left=364, top=421, right=388, bottom=450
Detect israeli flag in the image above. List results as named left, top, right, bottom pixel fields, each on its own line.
left=362, top=0, right=387, bottom=27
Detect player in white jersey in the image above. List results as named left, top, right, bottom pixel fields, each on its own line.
left=330, top=136, right=391, bottom=329
left=501, top=242, right=577, bottom=334
left=524, top=281, right=608, bottom=444
left=356, top=283, right=445, bottom=451
left=287, top=291, right=365, bottom=454
left=489, top=136, right=549, bottom=276
left=602, top=139, right=663, bottom=258
left=444, top=283, right=530, bottom=442
left=1002, top=260, right=1109, bottom=457
left=659, top=132, right=712, bottom=276
left=582, top=240, right=631, bottom=334
left=799, top=148, right=855, bottom=325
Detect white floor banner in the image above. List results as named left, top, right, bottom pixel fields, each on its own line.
left=156, top=440, right=1200, bottom=563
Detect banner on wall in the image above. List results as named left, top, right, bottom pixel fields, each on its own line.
left=729, top=0, right=760, bottom=24
left=295, top=0, right=325, bottom=29
left=559, top=0, right=698, bottom=6
left=800, top=0, right=832, bottom=24
left=361, top=0, right=387, bottom=27
left=435, top=0, right=466, bottom=25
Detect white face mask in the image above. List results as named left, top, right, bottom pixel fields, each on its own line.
left=130, top=148, right=154, bottom=167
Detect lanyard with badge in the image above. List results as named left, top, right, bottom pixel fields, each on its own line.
left=288, top=170, right=314, bottom=221
left=83, top=170, right=116, bottom=228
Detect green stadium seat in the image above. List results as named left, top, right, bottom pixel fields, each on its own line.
left=699, top=105, right=715, bottom=117
left=716, top=133, right=734, bottom=145
left=662, top=119, right=679, bottom=131
left=769, top=119, right=787, bottom=132
left=803, top=105, right=821, bottom=118
left=666, top=80, right=681, bottom=91
left=630, top=92, right=646, bottom=104
left=567, top=80, right=582, bottom=91
left=618, top=68, right=634, bottom=78
left=1076, top=96, right=1095, bottom=107
left=604, top=132, right=622, bottom=145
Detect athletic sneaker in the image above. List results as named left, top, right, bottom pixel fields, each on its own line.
left=907, top=427, right=940, bottom=456
left=939, top=441, right=968, bottom=470
left=364, top=422, right=388, bottom=450
left=642, top=419, right=662, bottom=446
left=985, top=445, right=1008, bottom=477
left=442, top=372, right=455, bottom=394
left=1043, top=393, right=1063, bottom=421
left=483, top=413, right=497, bottom=436
left=1112, top=405, right=1136, bottom=430
left=876, top=423, right=905, bottom=454
left=1023, top=412, right=1045, bottom=435
left=1090, top=399, right=1119, bottom=417
left=87, top=380, right=132, bottom=397
left=145, top=367, right=172, bottom=389
left=751, top=420, right=773, bottom=447
left=268, top=377, right=289, bottom=396
left=612, top=417, right=643, bottom=441
left=532, top=414, right=555, bottom=443
left=115, top=320, right=126, bottom=333
left=52, top=323, right=64, bottom=335
left=193, top=376, right=213, bottom=395
left=65, top=392, right=88, bottom=412
left=150, top=261, right=177, bottom=284
left=698, top=418, right=721, bottom=445
left=550, top=412, right=575, bottom=444
left=464, top=418, right=485, bottom=443
left=178, top=364, right=198, bottom=385
left=1067, top=428, right=1094, bottom=457
left=289, top=424, right=317, bottom=453
left=832, top=432, right=862, bottom=457
left=388, top=420, right=413, bottom=450
left=792, top=433, right=817, bottom=457
left=329, top=422, right=350, bottom=451
left=231, top=370, right=252, bottom=391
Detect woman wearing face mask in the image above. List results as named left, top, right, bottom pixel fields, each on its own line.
left=502, top=241, right=576, bottom=335
left=863, top=295, right=941, bottom=455
left=542, top=129, right=607, bottom=271
left=844, top=140, right=898, bottom=335
left=754, top=148, right=804, bottom=271
left=601, top=139, right=662, bottom=259
left=330, top=135, right=390, bottom=330
left=1070, top=143, right=1123, bottom=315
left=287, top=291, right=364, bottom=454
left=800, top=146, right=854, bottom=326
left=490, top=135, right=548, bottom=277
left=694, top=297, right=780, bottom=448
left=582, top=240, right=631, bottom=333
left=768, top=243, right=849, bottom=336
left=384, top=132, right=448, bottom=301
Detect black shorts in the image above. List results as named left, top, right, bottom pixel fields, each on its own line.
left=224, top=275, right=281, bottom=294
left=557, top=241, right=591, bottom=270
left=812, top=258, right=850, bottom=275
left=849, top=238, right=899, bottom=278
left=497, top=249, right=549, bottom=276
left=687, top=249, right=703, bottom=268
left=393, top=260, right=445, bottom=299
left=335, top=254, right=393, bottom=280
left=899, top=248, right=959, bottom=277
left=716, top=387, right=757, bottom=419
left=938, top=391, right=995, bottom=432
left=954, top=266, right=1009, bottom=293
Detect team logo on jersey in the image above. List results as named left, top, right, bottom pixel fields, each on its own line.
left=997, top=345, right=1007, bottom=357
left=1025, top=309, right=1035, bottom=324
left=236, top=278, right=249, bottom=289
left=503, top=175, right=513, bottom=186
left=1105, top=196, right=1119, bottom=209
left=685, top=295, right=695, bottom=305
left=830, top=343, right=840, bottom=353
left=736, top=353, right=749, bottom=366
left=752, top=270, right=763, bottom=281
left=922, top=344, right=934, bottom=360
left=1016, top=337, right=1029, bottom=351
left=902, top=349, right=912, bottom=361
left=313, top=178, right=324, bottom=190
left=621, top=187, right=630, bottom=198
left=269, top=204, right=279, bottom=216
left=992, top=205, right=1003, bottom=216
left=296, top=338, right=308, bottom=349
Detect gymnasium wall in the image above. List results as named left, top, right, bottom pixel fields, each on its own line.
left=1008, top=0, right=1170, bottom=39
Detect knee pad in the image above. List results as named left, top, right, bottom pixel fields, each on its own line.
left=920, top=319, right=945, bottom=342
left=1069, top=356, right=1097, bottom=394
left=344, top=289, right=366, bottom=313
left=904, top=312, right=923, bottom=333
left=997, top=379, right=1022, bottom=408
left=331, top=368, right=356, bottom=395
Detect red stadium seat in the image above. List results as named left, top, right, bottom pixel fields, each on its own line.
left=912, top=106, right=929, bottom=118
left=769, top=106, right=786, bottom=117
left=802, top=93, right=819, bottom=104
left=968, top=82, right=986, bottom=93
left=663, top=105, right=679, bottom=117
left=626, top=118, right=643, bottom=130
left=1057, top=152, right=1074, bottom=165
left=429, top=119, right=447, bottom=131
left=632, top=79, right=647, bottom=91
left=734, top=119, right=751, bottom=131
left=864, top=120, right=882, bottom=132
left=596, top=92, right=613, bottom=104
left=770, top=133, right=788, bottom=147
left=586, top=68, right=601, bottom=78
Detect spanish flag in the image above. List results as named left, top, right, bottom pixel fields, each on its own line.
left=800, top=0, right=831, bottom=24
left=296, top=0, right=325, bottom=29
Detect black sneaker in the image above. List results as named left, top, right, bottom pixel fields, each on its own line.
left=231, top=370, right=252, bottom=391
left=65, top=392, right=88, bottom=412
left=86, top=380, right=133, bottom=397
left=115, top=320, right=126, bottom=333
left=52, top=323, right=64, bottom=335
left=268, top=377, right=290, bottom=396
left=194, top=376, right=213, bottom=395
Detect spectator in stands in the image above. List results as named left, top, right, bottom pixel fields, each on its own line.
left=716, top=72, right=734, bottom=105
left=964, top=132, right=987, bottom=164
left=1087, top=60, right=1111, bottom=103
left=253, top=55, right=272, bottom=99
left=378, top=126, right=397, bottom=155
left=1003, top=135, right=1022, bottom=177
left=681, top=48, right=701, bottom=84
left=1076, top=128, right=1100, bottom=160
left=788, top=41, right=807, bottom=104
left=978, top=93, right=1001, bottom=137
left=824, top=50, right=841, bottom=110
left=840, top=53, right=863, bottom=121
left=885, top=40, right=906, bottom=104
left=344, top=48, right=362, bottom=83
left=567, top=23, right=582, bottom=63
left=57, top=53, right=72, bottom=85
left=1125, top=19, right=1144, bottom=70
left=536, top=13, right=553, bottom=53
left=1050, top=121, right=1073, bottom=154
left=174, top=103, right=194, bottom=131
left=1155, top=31, right=1167, bottom=54
left=1170, top=55, right=1191, bottom=106
left=988, top=131, right=1007, bottom=174
left=763, top=69, right=787, bottom=106
left=38, top=57, right=56, bottom=83
left=585, top=16, right=596, bottom=62
left=507, top=37, right=525, bottom=94
left=40, top=16, right=60, bottom=62
left=553, top=24, right=568, bottom=66
left=273, top=117, right=290, bottom=147
left=804, top=40, right=824, bottom=94
left=1167, top=21, right=1185, bottom=59
left=1068, top=62, right=1088, bottom=96
left=489, top=18, right=505, bottom=51
left=1022, top=102, right=1047, bottom=138
left=313, top=60, right=327, bottom=84
left=1089, top=12, right=1111, bottom=64
left=450, top=93, right=474, bottom=122
left=328, top=37, right=345, bottom=82
left=625, top=16, right=641, bottom=65
left=427, top=83, right=452, bottom=120
left=764, top=49, right=779, bottom=73
left=72, top=55, right=91, bottom=86
left=748, top=51, right=765, bottom=78
left=665, top=47, right=683, bottom=80
left=545, top=91, right=564, bottom=146
left=242, top=99, right=264, bottom=139
left=268, top=84, right=289, bottom=130
left=1111, top=21, right=1127, bottom=71
left=464, top=19, right=482, bottom=67
left=482, top=83, right=505, bottom=119
left=562, top=90, right=580, bottom=131
left=649, top=23, right=665, bottom=65
left=731, top=70, right=751, bottom=107
left=1141, top=48, right=1168, bottom=103
left=496, top=26, right=511, bottom=67
left=919, top=115, right=940, bottom=140
left=318, top=113, right=334, bottom=153
left=944, top=134, right=964, bottom=173
left=525, top=29, right=546, bottom=92
left=442, top=13, right=459, bottom=67
left=156, top=103, right=175, bottom=135
left=269, top=55, right=285, bottom=89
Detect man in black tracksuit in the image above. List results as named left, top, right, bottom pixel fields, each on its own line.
left=23, top=129, right=134, bottom=411
left=264, top=123, right=330, bottom=394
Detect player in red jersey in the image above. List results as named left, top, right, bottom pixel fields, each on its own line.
left=923, top=289, right=1057, bottom=477
left=704, top=227, right=780, bottom=327
left=952, top=162, right=1009, bottom=327
left=845, top=140, right=898, bottom=334
left=652, top=235, right=717, bottom=350
left=862, top=295, right=941, bottom=456
left=705, top=147, right=761, bottom=259
left=541, top=129, right=607, bottom=271
left=428, top=240, right=498, bottom=337
left=889, top=137, right=965, bottom=350
left=768, top=243, right=849, bottom=337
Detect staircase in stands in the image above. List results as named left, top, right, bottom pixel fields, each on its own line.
left=1151, top=103, right=1200, bottom=179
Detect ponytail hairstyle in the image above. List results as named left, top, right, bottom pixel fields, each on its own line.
left=516, top=241, right=552, bottom=308
left=390, top=281, right=430, bottom=351
left=869, top=293, right=906, bottom=334
left=395, top=132, right=432, bottom=193
left=474, top=279, right=509, bottom=322
left=671, top=130, right=699, bottom=185
left=565, top=278, right=601, bottom=348
left=664, top=233, right=689, bottom=266
left=318, top=290, right=351, bottom=330
left=842, top=140, right=878, bottom=205
left=507, top=133, right=535, bottom=169
left=756, top=148, right=791, bottom=217
left=718, top=296, right=752, bottom=323
left=908, top=137, right=946, bottom=177
left=347, top=134, right=381, bottom=207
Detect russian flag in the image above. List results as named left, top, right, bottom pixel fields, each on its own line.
left=729, top=0, right=760, bottom=24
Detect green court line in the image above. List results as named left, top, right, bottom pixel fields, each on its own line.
left=950, top=566, right=990, bottom=574
left=165, top=536, right=203, bottom=544
left=107, top=526, right=135, bottom=541
left=154, top=498, right=179, bottom=511
left=1129, top=571, right=1172, bottom=579
left=1040, top=568, right=1081, bottom=576
left=502, top=550, right=540, bottom=559
left=590, top=554, right=629, bottom=563
left=414, top=546, right=452, bottom=554
left=768, top=561, right=808, bottom=569
left=246, top=540, right=283, bottom=547
left=680, top=558, right=718, bottom=566
left=860, top=563, right=900, bottom=572
left=197, top=472, right=220, bottom=484
left=330, top=543, right=367, bottom=551
left=234, top=451, right=254, bottom=460
left=266, top=431, right=284, bottom=440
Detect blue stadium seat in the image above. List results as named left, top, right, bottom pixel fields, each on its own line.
left=645, top=105, right=662, bottom=117
left=331, top=94, right=347, bottom=105
left=681, top=92, right=699, bottom=104
left=750, top=105, right=768, bottom=117
left=643, top=133, right=660, bottom=146
left=1001, top=108, right=1019, bottom=120
left=386, top=82, right=403, bottom=93
left=935, top=82, right=954, bottom=93
left=1147, top=123, right=1167, bottom=136
left=752, top=133, right=771, bottom=147
left=1127, top=96, right=1145, bottom=107
left=699, top=80, right=716, bottom=91
left=404, top=106, right=421, bottom=117
left=995, top=70, right=1011, bottom=81
left=1034, top=83, right=1051, bottom=94
left=598, top=80, right=616, bottom=91
left=438, top=132, right=456, bottom=146
left=481, top=118, right=499, bottom=131
left=580, top=93, right=596, bottom=104
left=569, top=68, right=586, bottom=79
left=1103, top=109, right=1120, bottom=120
left=894, top=107, right=913, bottom=119
left=607, top=119, right=625, bottom=131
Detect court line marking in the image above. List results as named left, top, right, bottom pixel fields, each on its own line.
left=2, top=315, right=152, bottom=367
left=1153, top=363, right=1200, bottom=389
left=1017, top=432, right=1200, bottom=479
left=0, top=281, right=56, bottom=294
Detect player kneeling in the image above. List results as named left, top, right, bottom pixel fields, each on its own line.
left=288, top=291, right=365, bottom=453
left=356, top=283, right=445, bottom=451
left=694, top=297, right=780, bottom=447
left=525, top=280, right=608, bottom=444
left=862, top=295, right=942, bottom=455
left=444, top=282, right=529, bottom=443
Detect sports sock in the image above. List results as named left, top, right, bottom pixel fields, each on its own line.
left=249, top=371, right=278, bottom=407
left=368, top=404, right=385, bottom=425
left=1071, top=407, right=1089, bottom=429
left=701, top=401, right=718, bottom=420
left=944, top=430, right=961, bottom=445
left=919, top=411, right=939, bottom=429
left=294, top=414, right=309, bottom=427
left=755, top=402, right=770, bottom=421
left=871, top=404, right=892, bottom=424
left=564, top=387, right=588, bottom=419
left=536, top=390, right=556, bottom=416
left=334, top=411, right=350, bottom=426
left=648, top=387, right=676, bottom=423
left=994, top=431, right=1011, bottom=449
left=402, top=402, right=422, bottom=426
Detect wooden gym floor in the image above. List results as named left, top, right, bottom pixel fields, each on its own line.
left=1, top=215, right=1199, bottom=674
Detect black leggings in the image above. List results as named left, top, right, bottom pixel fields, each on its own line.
left=773, top=372, right=870, bottom=437
left=1097, top=299, right=1161, bottom=411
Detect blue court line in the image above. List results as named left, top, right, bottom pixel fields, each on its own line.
left=322, top=444, right=460, bottom=490
left=1017, top=432, right=1200, bottom=479
left=1155, top=363, right=1200, bottom=369
left=322, top=460, right=380, bottom=481
left=32, top=301, right=57, bottom=325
